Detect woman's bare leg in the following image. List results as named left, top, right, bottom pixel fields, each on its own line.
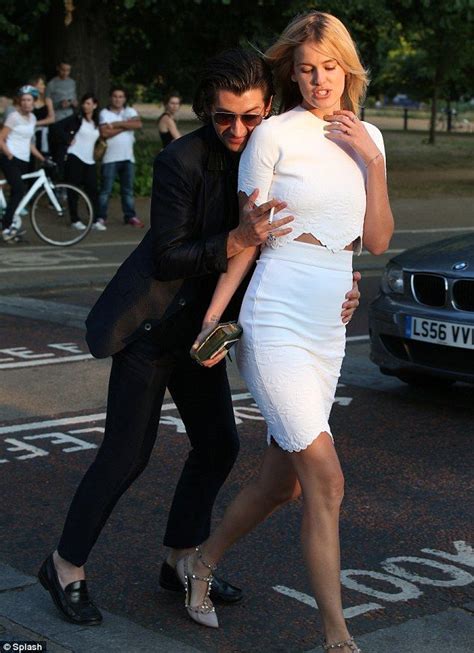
left=289, top=431, right=351, bottom=647
left=189, top=442, right=300, bottom=601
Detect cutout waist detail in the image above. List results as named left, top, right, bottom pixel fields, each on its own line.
left=294, top=232, right=354, bottom=252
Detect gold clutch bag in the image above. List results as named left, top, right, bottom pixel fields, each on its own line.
left=190, top=321, right=243, bottom=364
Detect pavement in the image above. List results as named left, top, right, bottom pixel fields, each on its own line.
left=1, top=196, right=473, bottom=652
left=0, top=557, right=472, bottom=652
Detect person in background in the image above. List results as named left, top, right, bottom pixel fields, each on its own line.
left=97, top=86, right=144, bottom=228
left=46, top=62, right=77, bottom=122
left=30, top=75, right=55, bottom=163
left=158, top=92, right=182, bottom=148
left=46, top=62, right=78, bottom=179
left=0, top=85, right=47, bottom=242
left=55, top=93, right=102, bottom=232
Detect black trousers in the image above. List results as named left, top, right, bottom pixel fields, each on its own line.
left=57, top=310, right=240, bottom=566
left=49, top=140, right=67, bottom=181
left=64, top=154, right=99, bottom=222
left=0, top=155, right=29, bottom=229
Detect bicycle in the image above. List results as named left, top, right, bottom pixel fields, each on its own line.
left=0, top=164, right=93, bottom=246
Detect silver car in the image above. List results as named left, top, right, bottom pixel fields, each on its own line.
left=369, top=233, right=474, bottom=386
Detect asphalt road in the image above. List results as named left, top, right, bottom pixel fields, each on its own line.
left=0, top=202, right=473, bottom=651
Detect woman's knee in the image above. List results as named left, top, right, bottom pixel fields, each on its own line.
left=326, top=468, right=345, bottom=504
left=296, top=436, right=345, bottom=507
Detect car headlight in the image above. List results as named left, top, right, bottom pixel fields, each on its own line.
left=381, top=264, right=404, bottom=294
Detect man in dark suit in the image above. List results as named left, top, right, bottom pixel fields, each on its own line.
left=38, top=49, right=360, bottom=625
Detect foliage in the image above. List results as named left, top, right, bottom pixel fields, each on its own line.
left=0, top=0, right=472, bottom=117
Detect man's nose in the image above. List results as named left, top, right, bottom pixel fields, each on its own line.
left=230, top=116, right=247, bottom=136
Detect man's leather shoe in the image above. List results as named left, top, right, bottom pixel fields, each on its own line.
left=159, top=560, right=243, bottom=603
left=38, top=554, right=103, bottom=625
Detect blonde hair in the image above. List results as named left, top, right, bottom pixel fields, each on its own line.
left=265, top=11, right=368, bottom=115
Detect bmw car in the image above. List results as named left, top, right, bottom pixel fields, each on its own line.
left=369, top=233, right=474, bottom=386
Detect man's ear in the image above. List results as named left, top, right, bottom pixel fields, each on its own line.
left=264, top=95, right=274, bottom=116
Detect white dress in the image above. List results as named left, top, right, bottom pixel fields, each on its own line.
left=236, top=106, right=385, bottom=452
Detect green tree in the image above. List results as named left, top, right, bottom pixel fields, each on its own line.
left=1, top=1, right=397, bottom=105
left=386, top=0, right=474, bottom=143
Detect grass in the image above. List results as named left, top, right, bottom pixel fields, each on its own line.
left=383, top=130, right=474, bottom=198
left=133, top=118, right=474, bottom=200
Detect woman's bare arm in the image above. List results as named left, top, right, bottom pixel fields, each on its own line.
left=36, top=98, right=55, bottom=126
left=0, top=126, right=12, bottom=158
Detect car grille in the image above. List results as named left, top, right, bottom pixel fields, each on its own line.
left=380, top=335, right=474, bottom=374
left=412, top=274, right=446, bottom=307
left=453, top=279, right=474, bottom=311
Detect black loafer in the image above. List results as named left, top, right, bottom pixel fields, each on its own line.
left=38, top=554, right=103, bottom=625
left=159, top=560, right=243, bottom=603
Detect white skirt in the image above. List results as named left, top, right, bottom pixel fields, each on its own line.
left=236, top=240, right=353, bottom=452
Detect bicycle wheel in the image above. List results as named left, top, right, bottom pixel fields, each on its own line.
left=31, top=183, right=93, bottom=246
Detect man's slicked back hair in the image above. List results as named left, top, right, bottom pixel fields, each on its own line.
left=193, top=48, right=274, bottom=123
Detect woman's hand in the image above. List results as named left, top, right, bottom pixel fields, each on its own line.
left=323, top=110, right=380, bottom=165
left=190, top=321, right=228, bottom=368
left=341, top=271, right=361, bottom=324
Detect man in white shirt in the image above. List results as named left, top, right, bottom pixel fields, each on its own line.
left=97, top=87, right=144, bottom=228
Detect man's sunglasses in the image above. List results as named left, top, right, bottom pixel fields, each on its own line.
left=212, top=111, right=264, bottom=127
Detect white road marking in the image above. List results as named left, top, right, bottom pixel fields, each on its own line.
left=360, top=248, right=404, bottom=256
left=0, top=392, right=254, bottom=435
left=0, top=353, right=93, bottom=369
left=0, top=263, right=119, bottom=274
left=7, top=241, right=140, bottom=252
left=273, top=586, right=317, bottom=608
left=421, top=541, right=474, bottom=568
left=0, top=336, right=370, bottom=368
left=273, top=542, right=473, bottom=620
left=0, top=389, right=355, bottom=464
left=381, top=556, right=473, bottom=587
left=395, top=226, right=474, bottom=234
left=340, top=569, right=422, bottom=602
left=272, top=585, right=383, bottom=618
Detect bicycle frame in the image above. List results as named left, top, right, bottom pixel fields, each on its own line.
left=0, top=168, right=63, bottom=217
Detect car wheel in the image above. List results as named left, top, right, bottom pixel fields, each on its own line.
left=395, top=372, right=455, bottom=388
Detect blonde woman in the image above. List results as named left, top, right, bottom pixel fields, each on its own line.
left=177, top=11, right=394, bottom=652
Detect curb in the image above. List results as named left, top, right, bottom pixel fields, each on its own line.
left=0, top=563, right=202, bottom=653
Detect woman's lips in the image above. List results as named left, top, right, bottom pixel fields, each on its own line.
left=313, top=89, right=331, bottom=98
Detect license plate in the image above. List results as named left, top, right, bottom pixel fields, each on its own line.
left=405, top=316, right=474, bottom=349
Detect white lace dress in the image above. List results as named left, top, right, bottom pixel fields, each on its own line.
left=236, top=106, right=385, bottom=451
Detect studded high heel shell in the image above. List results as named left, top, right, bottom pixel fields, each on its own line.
left=322, top=636, right=362, bottom=652
left=176, top=547, right=219, bottom=629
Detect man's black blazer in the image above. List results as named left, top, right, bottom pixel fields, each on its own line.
left=85, top=125, right=241, bottom=359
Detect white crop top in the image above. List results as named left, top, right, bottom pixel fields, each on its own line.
left=238, top=105, right=386, bottom=254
